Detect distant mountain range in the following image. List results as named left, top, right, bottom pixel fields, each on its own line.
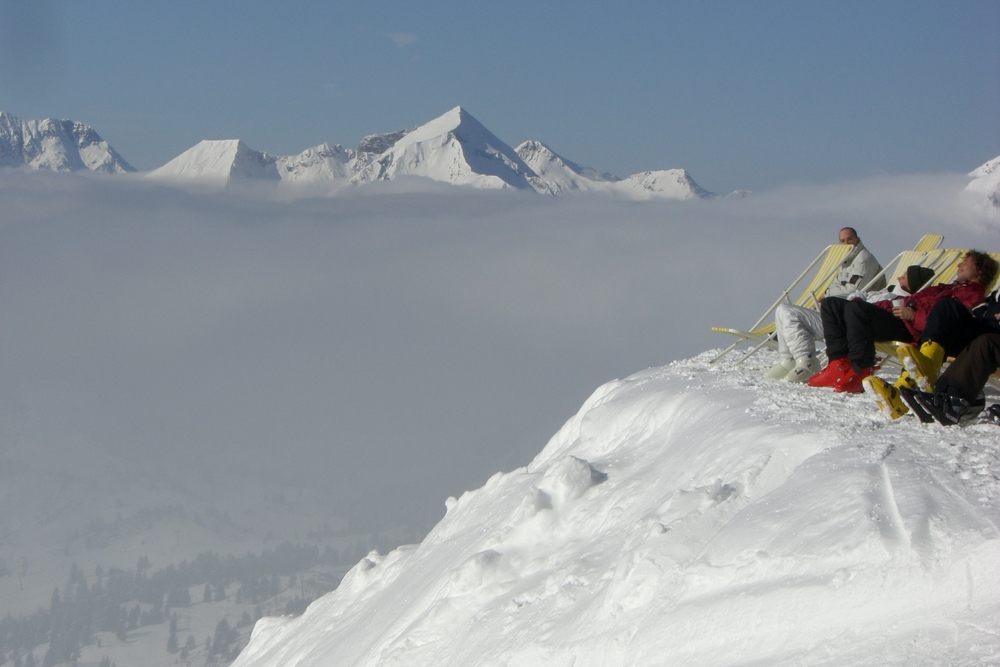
left=2, top=107, right=996, bottom=205
left=146, top=107, right=718, bottom=199
left=0, top=108, right=721, bottom=199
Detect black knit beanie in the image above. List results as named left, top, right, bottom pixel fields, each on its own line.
left=906, top=265, right=935, bottom=292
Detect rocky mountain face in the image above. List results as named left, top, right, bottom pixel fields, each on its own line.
left=0, top=111, right=134, bottom=174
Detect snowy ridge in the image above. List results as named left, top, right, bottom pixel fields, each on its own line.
left=515, top=140, right=619, bottom=195
left=967, top=154, right=1000, bottom=209
left=516, top=139, right=712, bottom=199
left=234, top=351, right=1000, bottom=667
left=0, top=111, right=134, bottom=173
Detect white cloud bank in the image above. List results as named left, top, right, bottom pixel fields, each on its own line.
left=0, top=169, right=995, bottom=544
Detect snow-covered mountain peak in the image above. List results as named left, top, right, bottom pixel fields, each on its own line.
left=148, top=138, right=279, bottom=187
left=969, top=155, right=1000, bottom=178
left=351, top=106, right=538, bottom=190
left=0, top=110, right=134, bottom=173
left=396, top=105, right=467, bottom=145
left=615, top=168, right=713, bottom=200
left=965, top=154, right=1000, bottom=210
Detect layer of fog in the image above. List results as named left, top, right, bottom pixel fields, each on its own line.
left=0, top=171, right=995, bottom=543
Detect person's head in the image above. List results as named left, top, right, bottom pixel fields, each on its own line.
left=902, top=265, right=934, bottom=293
left=839, top=227, right=860, bottom=246
left=956, top=250, right=999, bottom=285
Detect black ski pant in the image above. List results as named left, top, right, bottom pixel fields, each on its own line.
left=821, top=297, right=912, bottom=372
left=919, top=298, right=993, bottom=357
left=935, top=333, right=1000, bottom=402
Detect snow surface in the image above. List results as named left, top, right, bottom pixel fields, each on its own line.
left=0, top=111, right=134, bottom=174
left=236, top=350, right=1000, bottom=667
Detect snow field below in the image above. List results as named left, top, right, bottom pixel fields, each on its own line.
left=235, top=350, right=1000, bottom=667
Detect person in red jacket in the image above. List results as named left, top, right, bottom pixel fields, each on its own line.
left=808, top=251, right=994, bottom=393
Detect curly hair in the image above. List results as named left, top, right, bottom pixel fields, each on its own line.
left=965, top=250, right=999, bottom=287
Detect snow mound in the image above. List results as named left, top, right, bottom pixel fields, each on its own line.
left=967, top=155, right=1000, bottom=209
left=234, top=351, right=1000, bottom=667
left=0, top=111, right=134, bottom=173
left=350, top=106, right=537, bottom=190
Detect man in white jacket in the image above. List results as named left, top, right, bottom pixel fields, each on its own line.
left=765, top=228, right=888, bottom=382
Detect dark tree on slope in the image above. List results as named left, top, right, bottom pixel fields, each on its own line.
left=166, top=616, right=178, bottom=653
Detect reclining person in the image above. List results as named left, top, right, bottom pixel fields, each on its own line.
left=901, top=331, right=1000, bottom=426
left=808, top=251, right=993, bottom=393
left=766, top=227, right=885, bottom=382
left=866, top=276, right=1000, bottom=418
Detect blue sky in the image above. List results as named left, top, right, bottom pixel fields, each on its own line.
left=1, top=0, right=997, bottom=192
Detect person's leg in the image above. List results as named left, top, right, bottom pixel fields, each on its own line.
left=935, top=333, right=1000, bottom=402
left=820, top=297, right=851, bottom=361
left=775, top=304, right=824, bottom=381
left=845, top=300, right=911, bottom=371
left=810, top=298, right=854, bottom=387
left=921, top=299, right=981, bottom=356
left=906, top=333, right=1000, bottom=425
left=901, top=300, right=992, bottom=391
left=766, top=303, right=799, bottom=379
left=778, top=304, right=823, bottom=360
left=774, top=303, right=795, bottom=361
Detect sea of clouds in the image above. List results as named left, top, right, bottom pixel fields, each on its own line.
left=0, top=170, right=995, bottom=536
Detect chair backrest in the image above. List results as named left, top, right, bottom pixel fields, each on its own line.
left=791, top=243, right=853, bottom=309
left=929, top=249, right=967, bottom=286
left=912, top=234, right=943, bottom=253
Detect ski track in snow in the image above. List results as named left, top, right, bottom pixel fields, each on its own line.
left=234, top=349, right=1000, bottom=667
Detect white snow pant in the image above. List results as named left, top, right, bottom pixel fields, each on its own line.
left=774, top=302, right=824, bottom=361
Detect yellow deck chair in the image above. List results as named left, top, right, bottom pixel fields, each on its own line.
left=914, top=234, right=943, bottom=253
left=709, top=243, right=853, bottom=363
